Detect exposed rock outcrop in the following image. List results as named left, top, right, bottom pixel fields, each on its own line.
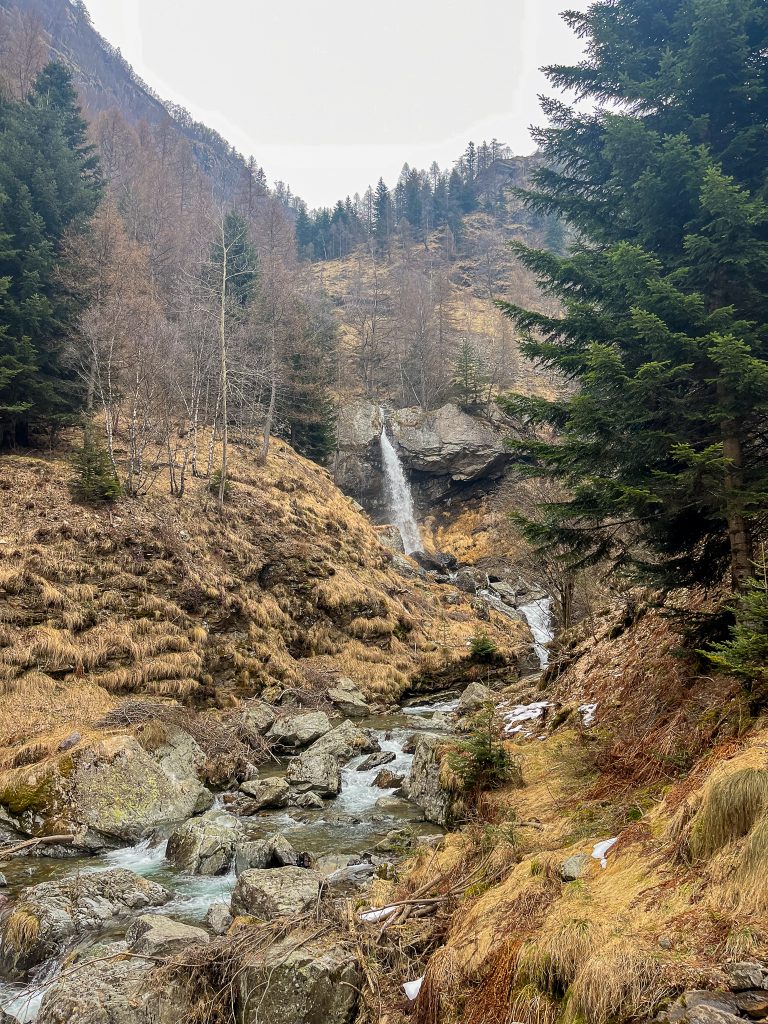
left=238, top=777, right=290, bottom=810
left=126, top=915, right=209, bottom=957
left=286, top=751, right=341, bottom=797
left=408, top=733, right=462, bottom=827
left=1, top=869, right=171, bottom=971
left=304, top=720, right=379, bottom=763
left=230, top=867, right=322, bottom=920
left=391, top=404, right=507, bottom=482
left=268, top=712, right=331, bottom=751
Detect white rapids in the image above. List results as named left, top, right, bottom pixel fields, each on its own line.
left=380, top=421, right=422, bottom=554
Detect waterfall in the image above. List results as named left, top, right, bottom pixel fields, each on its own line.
left=380, top=421, right=423, bottom=554
left=518, top=597, right=554, bottom=668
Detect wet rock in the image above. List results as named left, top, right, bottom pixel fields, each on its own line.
left=241, top=701, right=277, bottom=737
left=327, top=679, right=370, bottom=718
left=234, top=833, right=301, bottom=874
left=0, top=735, right=213, bottom=851
left=489, top=581, right=519, bottom=604
left=230, top=867, right=322, bottom=920
left=305, top=720, right=379, bottom=762
left=37, top=952, right=189, bottom=1024
left=373, top=769, right=405, bottom=789
left=165, top=811, right=241, bottom=875
left=268, top=711, right=331, bottom=750
left=205, top=902, right=233, bottom=935
left=238, top=777, right=290, bottom=809
left=0, top=872, right=6, bottom=887
left=1, top=868, right=171, bottom=971
left=291, top=791, right=324, bottom=810
left=286, top=751, right=341, bottom=797
left=560, top=853, right=591, bottom=882
left=458, top=682, right=491, bottom=714
left=725, top=963, right=768, bottom=992
left=401, top=733, right=419, bottom=754
left=356, top=750, right=396, bottom=771
left=408, top=734, right=461, bottom=827
left=126, top=914, right=209, bottom=957
left=237, top=932, right=362, bottom=1024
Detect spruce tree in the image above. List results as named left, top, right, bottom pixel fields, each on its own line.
left=498, top=0, right=768, bottom=591
left=0, top=62, right=100, bottom=446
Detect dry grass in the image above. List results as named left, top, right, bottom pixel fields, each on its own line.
left=563, top=944, right=669, bottom=1024
left=689, top=766, right=768, bottom=861
left=3, top=909, right=40, bottom=955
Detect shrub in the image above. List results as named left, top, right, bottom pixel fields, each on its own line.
left=208, top=468, right=230, bottom=498
left=706, top=555, right=768, bottom=694
left=70, top=426, right=121, bottom=504
left=469, top=631, right=499, bottom=662
left=448, top=702, right=521, bottom=794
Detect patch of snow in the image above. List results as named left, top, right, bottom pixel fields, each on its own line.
left=591, top=837, right=618, bottom=868
left=403, top=976, right=424, bottom=1000
left=502, top=702, right=550, bottom=735
left=579, top=703, right=598, bottom=727
left=360, top=906, right=398, bottom=923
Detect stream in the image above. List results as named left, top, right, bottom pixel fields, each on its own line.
left=0, top=694, right=459, bottom=1022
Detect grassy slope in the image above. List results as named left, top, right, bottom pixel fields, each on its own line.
left=372, top=602, right=767, bottom=1024
left=0, top=437, right=531, bottom=776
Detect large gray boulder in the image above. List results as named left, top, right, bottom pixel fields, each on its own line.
left=391, top=404, right=507, bottom=482
left=126, top=914, right=208, bottom=957
left=408, top=734, right=461, bottom=827
left=0, top=869, right=171, bottom=971
left=234, top=834, right=301, bottom=875
left=241, top=701, right=278, bottom=738
left=458, top=682, right=491, bottom=715
left=230, top=867, right=322, bottom=920
left=237, top=933, right=362, bottom=1024
left=268, top=712, right=331, bottom=750
left=305, top=720, right=379, bottom=763
left=0, top=735, right=213, bottom=851
left=165, top=811, right=241, bottom=875
left=238, top=777, right=290, bottom=810
left=286, top=751, right=341, bottom=797
left=37, top=951, right=189, bottom=1024
left=326, top=679, right=370, bottom=718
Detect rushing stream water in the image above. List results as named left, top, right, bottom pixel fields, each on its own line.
left=0, top=695, right=459, bottom=1021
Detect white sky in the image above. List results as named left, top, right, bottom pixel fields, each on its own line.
left=83, top=0, right=588, bottom=208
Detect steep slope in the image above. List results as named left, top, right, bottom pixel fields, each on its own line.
left=0, top=0, right=249, bottom=195
left=0, top=436, right=532, bottom=774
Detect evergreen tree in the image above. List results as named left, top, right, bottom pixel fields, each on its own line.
left=497, top=0, right=768, bottom=591
left=294, top=201, right=313, bottom=260
left=707, top=552, right=768, bottom=689
left=211, top=211, right=256, bottom=305
left=452, top=339, right=485, bottom=407
left=0, top=62, right=101, bottom=446
left=373, top=178, right=392, bottom=251
left=70, top=422, right=121, bottom=503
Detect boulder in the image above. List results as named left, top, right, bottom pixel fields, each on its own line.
left=126, top=915, right=208, bottom=957
left=241, top=700, right=278, bottom=737
left=373, top=769, right=405, bottom=789
left=37, top=952, right=189, bottom=1024
left=165, top=811, right=241, bottom=875
left=1, top=868, right=171, bottom=971
left=0, top=735, right=213, bottom=851
left=237, top=933, right=362, bottom=1024
left=268, top=712, right=331, bottom=750
left=305, top=720, right=379, bottom=763
left=458, top=683, right=491, bottom=715
left=408, top=734, right=461, bottom=827
left=336, top=400, right=383, bottom=450
left=356, top=751, right=396, bottom=771
left=205, top=903, right=233, bottom=936
left=390, top=404, right=507, bottom=482
left=234, top=834, right=302, bottom=874
left=230, top=867, right=322, bottom=920
left=291, top=791, right=324, bottom=810
left=327, top=679, right=370, bottom=718
left=560, top=853, right=591, bottom=882
left=286, top=752, right=341, bottom=797
left=725, top=962, right=768, bottom=992
left=735, top=991, right=768, bottom=1019
left=238, top=777, right=290, bottom=810
left=150, top=726, right=207, bottom=784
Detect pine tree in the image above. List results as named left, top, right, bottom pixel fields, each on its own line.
left=0, top=62, right=101, bottom=446
left=707, top=551, right=768, bottom=689
left=294, top=202, right=313, bottom=259
left=452, top=339, right=486, bottom=407
left=70, top=422, right=121, bottom=503
left=497, top=0, right=768, bottom=591
left=373, top=178, right=392, bottom=251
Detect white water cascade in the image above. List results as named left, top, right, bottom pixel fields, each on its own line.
left=380, top=420, right=423, bottom=554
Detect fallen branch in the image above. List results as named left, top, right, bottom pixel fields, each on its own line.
left=0, top=835, right=75, bottom=858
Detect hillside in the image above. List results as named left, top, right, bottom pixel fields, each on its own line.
left=0, top=0, right=253, bottom=196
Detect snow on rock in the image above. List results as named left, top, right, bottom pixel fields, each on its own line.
left=403, top=977, right=424, bottom=1001
left=579, top=703, right=598, bottom=727
left=591, top=837, right=618, bottom=868
left=502, top=702, right=550, bottom=735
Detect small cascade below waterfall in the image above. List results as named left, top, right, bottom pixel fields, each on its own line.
left=518, top=597, right=554, bottom=668
left=379, top=416, right=422, bottom=554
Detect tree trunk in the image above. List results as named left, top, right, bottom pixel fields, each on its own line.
left=721, top=419, right=754, bottom=591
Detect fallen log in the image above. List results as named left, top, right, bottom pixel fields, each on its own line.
left=0, top=834, right=75, bottom=858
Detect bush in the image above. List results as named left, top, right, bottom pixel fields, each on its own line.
left=208, top=468, right=230, bottom=498
left=706, top=556, right=768, bottom=692
left=448, top=703, right=521, bottom=794
left=469, top=631, right=499, bottom=662
left=70, top=426, right=121, bottom=504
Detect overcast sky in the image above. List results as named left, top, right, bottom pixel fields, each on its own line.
left=83, top=0, right=588, bottom=209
